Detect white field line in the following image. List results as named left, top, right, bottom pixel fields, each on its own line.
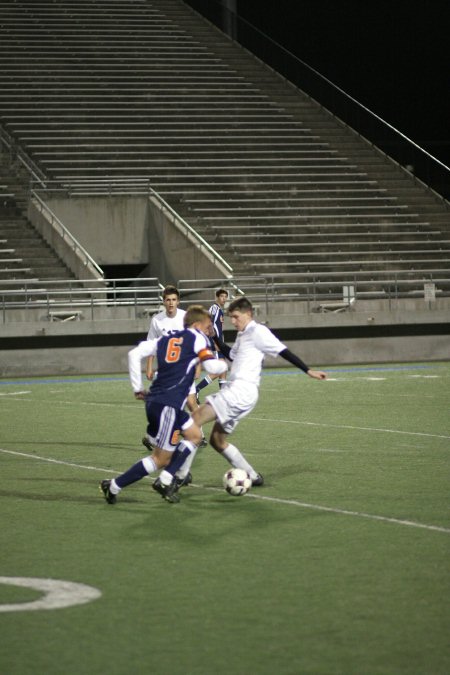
left=1, top=447, right=449, bottom=535
left=249, top=416, right=450, bottom=440
left=243, top=493, right=450, bottom=534
left=0, top=396, right=135, bottom=408
left=2, top=396, right=449, bottom=439
left=0, top=391, right=31, bottom=397
left=0, top=448, right=116, bottom=474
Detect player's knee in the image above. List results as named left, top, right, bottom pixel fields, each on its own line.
left=183, top=424, right=203, bottom=447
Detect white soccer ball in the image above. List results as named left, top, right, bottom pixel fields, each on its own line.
left=223, top=468, right=252, bottom=496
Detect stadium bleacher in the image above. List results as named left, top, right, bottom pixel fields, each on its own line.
left=0, top=0, right=448, bottom=303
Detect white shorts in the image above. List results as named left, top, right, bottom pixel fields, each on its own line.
left=205, top=380, right=258, bottom=434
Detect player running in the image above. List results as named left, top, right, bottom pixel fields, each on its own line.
left=99, top=305, right=227, bottom=505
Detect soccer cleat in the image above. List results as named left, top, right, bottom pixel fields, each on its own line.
left=142, top=436, right=153, bottom=452
left=152, top=477, right=180, bottom=503
left=99, top=479, right=117, bottom=504
left=175, top=472, right=192, bottom=488
left=252, top=473, right=264, bottom=487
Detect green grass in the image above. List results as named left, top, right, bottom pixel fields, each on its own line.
left=0, top=363, right=449, bottom=675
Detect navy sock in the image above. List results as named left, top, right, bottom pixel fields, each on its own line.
left=165, top=441, right=195, bottom=477
left=115, top=460, right=149, bottom=489
left=196, top=376, right=212, bottom=393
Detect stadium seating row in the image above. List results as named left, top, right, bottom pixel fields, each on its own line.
left=0, top=0, right=448, bottom=298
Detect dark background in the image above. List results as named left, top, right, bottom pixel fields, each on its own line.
left=185, top=0, right=449, bottom=169
left=236, top=0, right=448, bottom=166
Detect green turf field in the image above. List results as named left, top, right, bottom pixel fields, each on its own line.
left=1, top=362, right=449, bottom=675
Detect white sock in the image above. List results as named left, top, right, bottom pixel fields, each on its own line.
left=142, top=456, right=157, bottom=475
left=110, top=479, right=121, bottom=494
left=159, top=469, right=173, bottom=486
left=221, top=443, right=257, bottom=480
left=175, top=445, right=198, bottom=480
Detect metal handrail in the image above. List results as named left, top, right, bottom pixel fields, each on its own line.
left=1, top=275, right=448, bottom=324
left=148, top=187, right=233, bottom=279
left=30, top=191, right=105, bottom=280
left=0, top=277, right=163, bottom=322
left=0, top=124, right=47, bottom=189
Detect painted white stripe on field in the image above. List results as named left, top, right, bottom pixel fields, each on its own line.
left=242, top=493, right=450, bottom=534
left=249, top=416, right=450, bottom=440
left=0, top=448, right=117, bottom=474
left=0, top=391, right=31, bottom=397
left=0, top=396, right=135, bottom=408
left=0, top=577, right=101, bottom=612
left=1, top=447, right=448, bottom=535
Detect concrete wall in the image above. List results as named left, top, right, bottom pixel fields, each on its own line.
left=28, top=199, right=105, bottom=283
left=147, top=200, right=232, bottom=282
left=45, top=196, right=149, bottom=265
left=42, top=195, right=231, bottom=283
left=1, top=310, right=448, bottom=377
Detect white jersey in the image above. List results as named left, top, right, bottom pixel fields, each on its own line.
left=147, top=308, right=186, bottom=340
left=229, top=320, right=286, bottom=387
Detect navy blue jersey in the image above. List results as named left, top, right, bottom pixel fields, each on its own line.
left=209, top=302, right=224, bottom=340
left=148, top=328, right=213, bottom=409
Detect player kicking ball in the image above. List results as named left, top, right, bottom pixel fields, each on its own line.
left=169, top=296, right=327, bottom=488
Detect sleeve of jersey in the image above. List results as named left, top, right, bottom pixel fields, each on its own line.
left=194, top=333, right=227, bottom=375
left=254, top=324, right=287, bottom=356
left=128, top=339, right=157, bottom=392
left=194, top=333, right=215, bottom=362
left=204, top=358, right=228, bottom=376
left=146, top=317, right=159, bottom=341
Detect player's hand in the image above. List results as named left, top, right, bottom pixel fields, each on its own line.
left=134, top=390, right=147, bottom=400
left=307, top=369, right=327, bottom=380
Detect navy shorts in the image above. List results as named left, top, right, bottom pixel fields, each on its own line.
left=145, top=401, right=192, bottom=452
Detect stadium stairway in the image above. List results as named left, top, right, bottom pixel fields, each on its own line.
left=0, top=0, right=448, bottom=298
left=0, top=157, right=75, bottom=288
left=0, top=203, right=75, bottom=286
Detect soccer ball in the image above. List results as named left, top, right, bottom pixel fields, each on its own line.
left=223, top=468, right=252, bottom=496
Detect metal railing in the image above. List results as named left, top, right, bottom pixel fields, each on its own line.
left=148, top=187, right=233, bottom=279
left=178, top=274, right=450, bottom=314
left=1, top=274, right=448, bottom=323
left=27, top=183, right=233, bottom=279
left=0, top=277, right=163, bottom=322
left=0, top=125, right=47, bottom=189
left=30, top=191, right=105, bottom=280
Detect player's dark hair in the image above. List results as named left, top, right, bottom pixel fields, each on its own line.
left=215, top=288, right=229, bottom=298
left=228, top=296, right=253, bottom=314
left=162, top=285, right=180, bottom=299
left=184, top=305, right=210, bottom=327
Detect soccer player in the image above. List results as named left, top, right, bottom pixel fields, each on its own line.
left=146, top=285, right=186, bottom=380
left=171, top=296, right=327, bottom=490
left=196, top=288, right=229, bottom=397
left=144, top=284, right=205, bottom=447
left=99, top=305, right=227, bottom=504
